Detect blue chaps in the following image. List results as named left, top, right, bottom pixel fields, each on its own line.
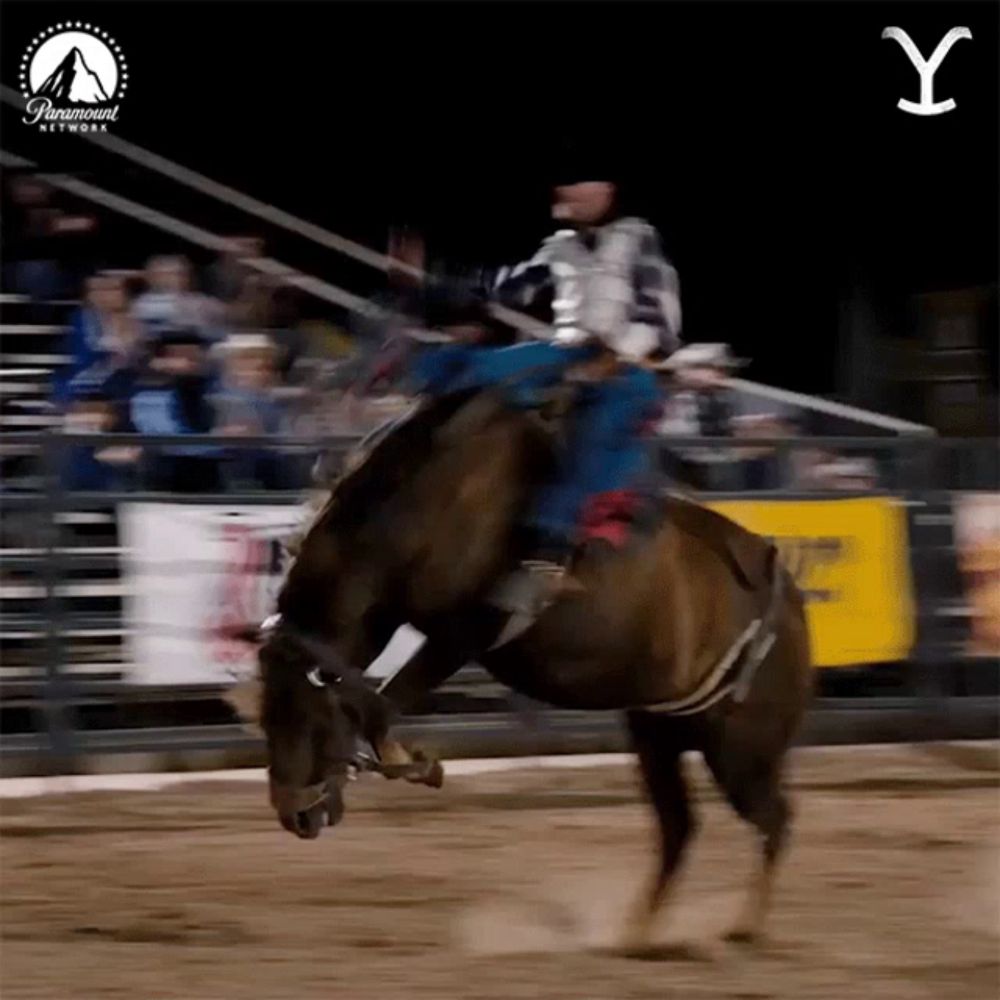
left=414, top=341, right=661, bottom=543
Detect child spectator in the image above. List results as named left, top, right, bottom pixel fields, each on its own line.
left=214, top=333, right=302, bottom=489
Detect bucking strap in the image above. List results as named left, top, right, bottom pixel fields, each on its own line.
left=643, top=545, right=782, bottom=717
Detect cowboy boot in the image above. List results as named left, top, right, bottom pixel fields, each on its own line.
left=490, top=533, right=582, bottom=618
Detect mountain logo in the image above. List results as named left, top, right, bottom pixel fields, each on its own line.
left=20, top=23, right=127, bottom=132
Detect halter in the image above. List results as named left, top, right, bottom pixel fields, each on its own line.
left=259, top=613, right=419, bottom=783
left=260, top=613, right=358, bottom=687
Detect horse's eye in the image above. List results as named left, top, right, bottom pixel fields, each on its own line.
left=306, top=668, right=325, bottom=689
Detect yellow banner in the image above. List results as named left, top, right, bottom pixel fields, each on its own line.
left=707, top=497, right=916, bottom=667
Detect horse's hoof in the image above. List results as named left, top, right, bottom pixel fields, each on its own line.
left=409, top=748, right=444, bottom=789
left=424, top=759, right=444, bottom=789
left=615, top=927, right=649, bottom=957
left=723, top=926, right=760, bottom=946
left=613, top=940, right=647, bottom=960
left=613, top=941, right=710, bottom=962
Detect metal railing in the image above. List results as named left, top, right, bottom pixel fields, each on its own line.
left=1, top=430, right=997, bottom=774
left=1, top=94, right=937, bottom=437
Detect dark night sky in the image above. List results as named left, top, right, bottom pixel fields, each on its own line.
left=2, top=0, right=997, bottom=394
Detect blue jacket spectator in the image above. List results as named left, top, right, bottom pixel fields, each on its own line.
left=130, top=328, right=222, bottom=492
left=61, top=390, right=136, bottom=491
left=55, top=273, right=141, bottom=406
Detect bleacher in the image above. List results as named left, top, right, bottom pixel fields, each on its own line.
left=0, top=291, right=127, bottom=693
left=0, top=293, right=71, bottom=434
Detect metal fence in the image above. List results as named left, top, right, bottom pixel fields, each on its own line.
left=1, top=430, right=997, bottom=775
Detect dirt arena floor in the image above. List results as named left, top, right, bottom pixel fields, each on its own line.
left=1, top=743, right=997, bottom=1000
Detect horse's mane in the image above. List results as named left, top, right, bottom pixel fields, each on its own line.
left=279, top=387, right=533, bottom=632
left=310, top=390, right=482, bottom=535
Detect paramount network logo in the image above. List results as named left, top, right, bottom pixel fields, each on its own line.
left=882, top=26, right=972, bottom=116
left=20, top=22, right=127, bottom=132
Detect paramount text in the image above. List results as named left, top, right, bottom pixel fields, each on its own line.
left=22, top=97, right=121, bottom=127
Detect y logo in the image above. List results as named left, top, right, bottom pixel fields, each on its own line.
left=882, top=27, right=972, bottom=116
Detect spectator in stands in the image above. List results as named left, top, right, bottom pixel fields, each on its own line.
left=207, top=236, right=266, bottom=305
left=55, top=272, right=142, bottom=406
left=4, top=175, right=98, bottom=309
left=214, top=333, right=301, bottom=489
left=658, top=343, right=743, bottom=490
left=797, top=452, right=879, bottom=491
left=267, top=285, right=312, bottom=383
left=228, top=272, right=275, bottom=331
left=131, top=255, right=222, bottom=341
left=4, top=176, right=59, bottom=303
left=61, top=388, right=137, bottom=491
left=130, top=328, right=221, bottom=492
left=732, top=411, right=794, bottom=490
left=658, top=343, right=794, bottom=491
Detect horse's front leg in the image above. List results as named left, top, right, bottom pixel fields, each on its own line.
left=338, top=683, right=441, bottom=787
left=370, top=740, right=444, bottom=788
left=363, top=632, right=469, bottom=789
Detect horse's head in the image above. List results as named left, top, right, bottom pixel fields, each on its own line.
left=252, top=388, right=552, bottom=834
left=246, top=623, right=395, bottom=838
left=255, top=628, right=350, bottom=837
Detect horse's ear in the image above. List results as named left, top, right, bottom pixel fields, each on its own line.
left=223, top=678, right=263, bottom=734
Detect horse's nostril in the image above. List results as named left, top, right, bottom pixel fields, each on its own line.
left=295, top=810, right=309, bottom=834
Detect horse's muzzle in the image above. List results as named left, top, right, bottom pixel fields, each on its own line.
left=271, top=778, right=345, bottom=839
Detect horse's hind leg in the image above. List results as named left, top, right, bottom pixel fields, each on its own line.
left=702, top=741, right=792, bottom=944
left=620, top=710, right=695, bottom=952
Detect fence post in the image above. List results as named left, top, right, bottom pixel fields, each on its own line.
left=775, top=437, right=792, bottom=489
left=903, top=434, right=951, bottom=722
left=39, top=430, right=79, bottom=773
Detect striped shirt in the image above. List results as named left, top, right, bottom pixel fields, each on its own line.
left=494, top=216, right=682, bottom=361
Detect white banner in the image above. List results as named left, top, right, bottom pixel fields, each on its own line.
left=954, top=493, right=1000, bottom=658
left=120, top=502, right=308, bottom=684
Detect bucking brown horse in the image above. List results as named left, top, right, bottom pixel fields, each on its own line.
left=233, top=388, right=812, bottom=949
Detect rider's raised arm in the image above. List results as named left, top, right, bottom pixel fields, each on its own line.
left=630, top=223, right=682, bottom=358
